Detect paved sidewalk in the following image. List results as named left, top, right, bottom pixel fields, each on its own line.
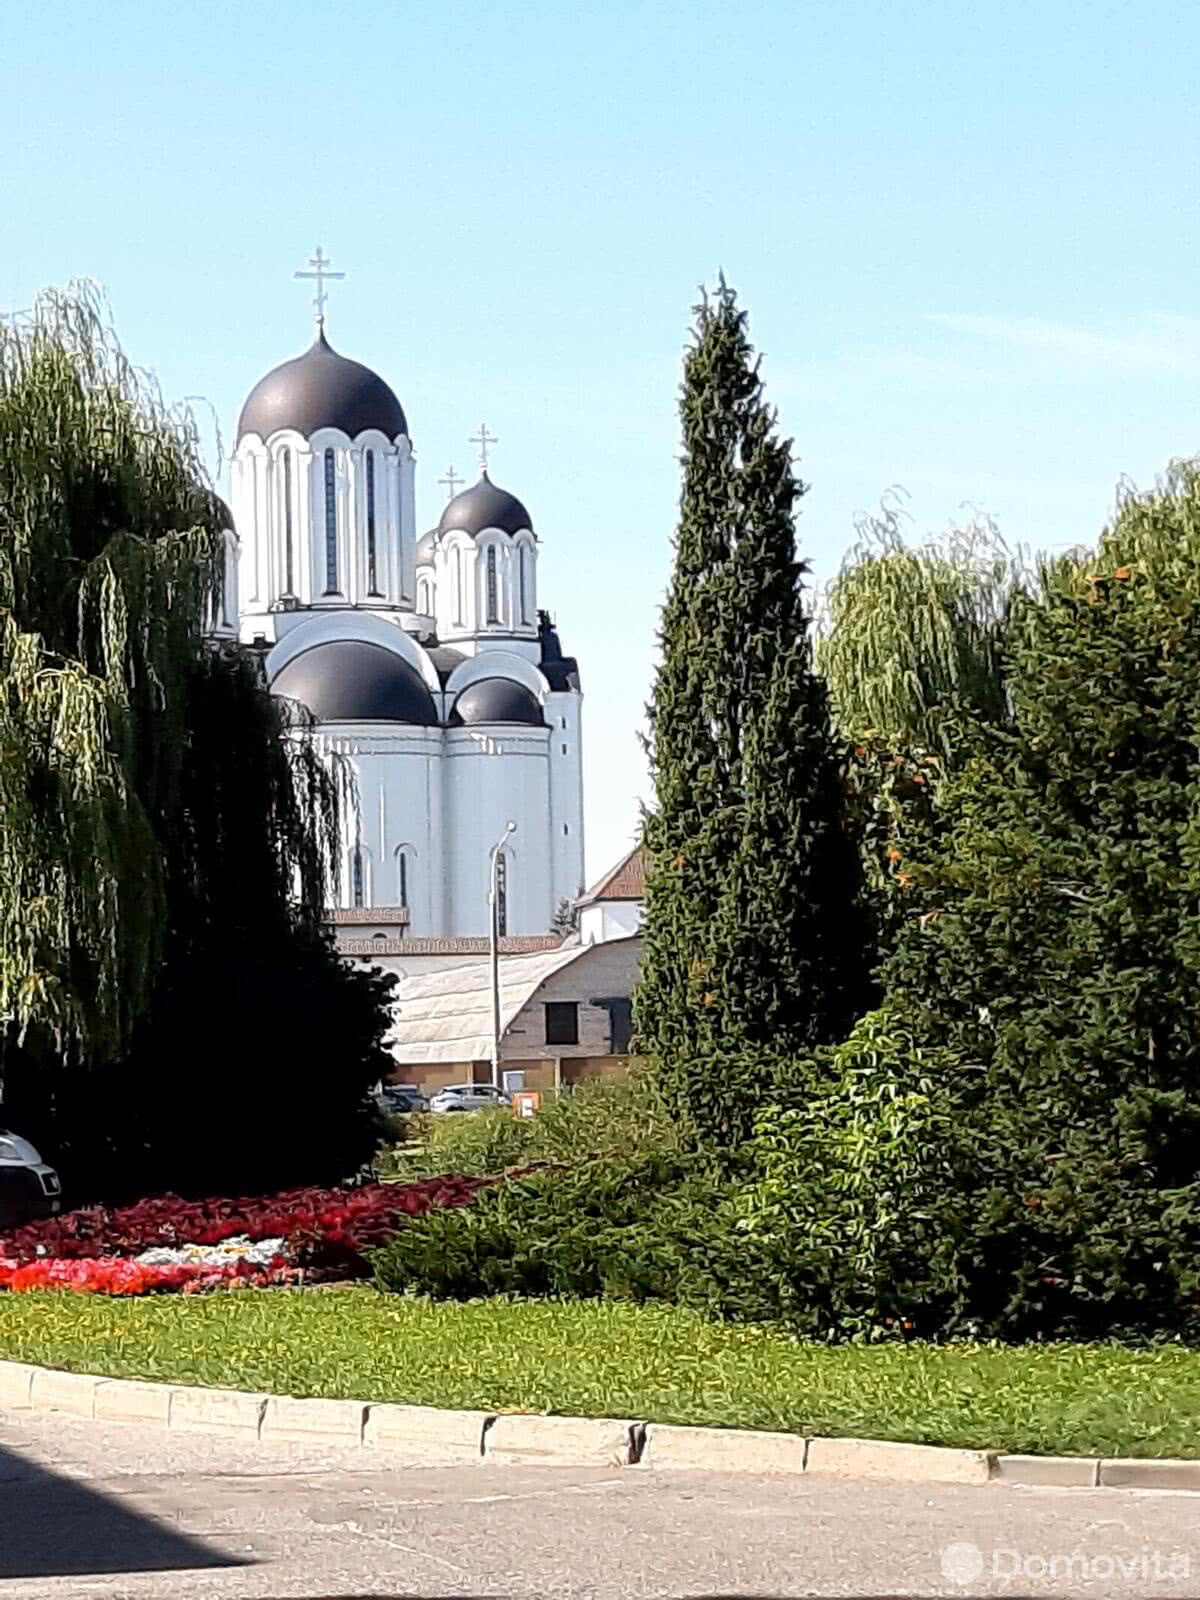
left=1, top=1406, right=1197, bottom=1599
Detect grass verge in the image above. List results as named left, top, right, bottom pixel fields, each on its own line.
left=0, top=1289, right=1196, bottom=1458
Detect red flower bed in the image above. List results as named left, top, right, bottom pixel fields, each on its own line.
left=0, top=1256, right=300, bottom=1296
left=0, top=1176, right=490, bottom=1281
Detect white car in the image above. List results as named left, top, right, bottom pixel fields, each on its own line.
left=428, top=1083, right=512, bottom=1114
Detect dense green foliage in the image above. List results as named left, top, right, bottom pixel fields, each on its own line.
left=370, top=1152, right=731, bottom=1303
left=0, top=286, right=393, bottom=1199
left=774, top=464, right=1200, bottom=1339
left=384, top=1070, right=681, bottom=1182
left=8, top=1288, right=1200, bottom=1457
left=636, top=281, right=867, bottom=1147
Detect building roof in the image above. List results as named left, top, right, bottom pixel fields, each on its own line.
left=237, top=328, right=408, bottom=442
left=438, top=472, right=532, bottom=537
left=577, top=844, right=645, bottom=907
left=387, top=945, right=587, bottom=1063
left=448, top=678, right=545, bottom=728
left=271, top=640, right=439, bottom=726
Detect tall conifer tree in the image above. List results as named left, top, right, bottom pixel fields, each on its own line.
left=636, top=281, right=866, bottom=1146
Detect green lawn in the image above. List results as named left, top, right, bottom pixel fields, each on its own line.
left=0, top=1288, right=1196, bottom=1458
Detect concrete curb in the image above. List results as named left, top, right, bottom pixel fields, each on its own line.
left=0, top=1358, right=1193, bottom=1492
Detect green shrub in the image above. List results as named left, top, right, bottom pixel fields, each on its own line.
left=370, top=1151, right=742, bottom=1306
left=385, top=1069, right=679, bottom=1183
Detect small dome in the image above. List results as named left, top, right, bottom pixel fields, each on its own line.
left=271, top=640, right=437, bottom=725
left=438, top=472, right=532, bottom=537
left=238, top=329, right=407, bottom=443
left=416, top=528, right=438, bottom=565
left=448, top=677, right=545, bottom=727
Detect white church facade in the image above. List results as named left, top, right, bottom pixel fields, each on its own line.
left=213, top=299, right=585, bottom=939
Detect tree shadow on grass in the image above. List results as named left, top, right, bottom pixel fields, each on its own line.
left=0, top=1442, right=249, bottom=1580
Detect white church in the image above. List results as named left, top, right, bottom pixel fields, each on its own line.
left=211, top=264, right=585, bottom=939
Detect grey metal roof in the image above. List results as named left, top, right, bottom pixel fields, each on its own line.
left=415, top=528, right=438, bottom=565
left=448, top=678, right=545, bottom=727
left=438, top=472, right=532, bottom=537
left=237, top=329, right=408, bottom=443
left=270, top=640, right=438, bottom=725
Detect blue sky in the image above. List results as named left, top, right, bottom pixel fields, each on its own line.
left=4, top=1, right=1199, bottom=877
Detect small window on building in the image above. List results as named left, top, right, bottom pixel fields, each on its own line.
left=281, top=446, right=295, bottom=596
left=486, top=545, right=499, bottom=624
left=352, top=846, right=365, bottom=909
left=563, top=823, right=569, bottom=835
left=607, top=998, right=634, bottom=1055
left=519, top=545, right=530, bottom=624
left=561, top=743, right=567, bottom=756
left=495, top=851, right=508, bottom=937
left=544, top=1001, right=579, bottom=1046
left=397, top=851, right=409, bottom=909
left=365, top=449, right=380, bottom=595
left=323, top=448, right=338, bottom=593
left=453, top=547, right=464, bottom=625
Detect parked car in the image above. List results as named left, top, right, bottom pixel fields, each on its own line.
left=428, top=1083, right=512, bottom=1114
left=0, top=1129, right=62, bottom=1229
left=376, top=1084, right=430, bottom=1115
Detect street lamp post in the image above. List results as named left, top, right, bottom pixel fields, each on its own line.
left=488, top=821, right=516, bottom=1089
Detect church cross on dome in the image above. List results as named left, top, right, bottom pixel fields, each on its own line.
left=438, top=465, right=464, bottom=501
left=470, top=423, right=498, bottom=472
left=294, top=246, right=345, bottom=328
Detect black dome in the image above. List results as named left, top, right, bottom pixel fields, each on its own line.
left=438, top=473, right=532, bottom=537
left=238, top=329, right=408, bottom=442
left=271, top=640, right=437, bottom=725
left=448, top=677, right=545, bottom=727
left=416, top=528, right=438, bottom=565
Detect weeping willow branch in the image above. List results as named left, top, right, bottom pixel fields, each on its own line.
left=817, top=492, right=1030, bottom=759
left=0, top=283, right=340, bottom=1072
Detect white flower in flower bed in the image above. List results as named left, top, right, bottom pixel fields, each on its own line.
left=135, top=1234, right=287, bottom=1269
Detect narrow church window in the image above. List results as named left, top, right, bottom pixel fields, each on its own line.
left=398, top=851, right=408, bottom=909
left=282, top=447, right=295, bottom=595
left=323, top=449, right=338, bottom=593
left=519, top=546, right=530, bottom=624
left=365, top=450, right=380, bottom=595
left=453, top=548, right=464, bottom=625
left=495, top=851, right=508, bottom=937
left=486, top=545, right=499, bottom=624
left=352, top=845, right=364, bottom=908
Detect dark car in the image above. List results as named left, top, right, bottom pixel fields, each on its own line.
left=0, top=1130, right=62, bottom=1229
left=376, top=1084, right=431, bottom=1115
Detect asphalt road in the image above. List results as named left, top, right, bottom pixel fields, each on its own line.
left=1, top=1407, right=1197, bottom=1600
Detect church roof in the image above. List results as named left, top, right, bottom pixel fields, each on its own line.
left=237, top=329, right=408, bottom=443
left=448, top=678, right=545, bottom=728
left=270, top=639, right=438, bottom=725
left=438, top=472, right=532, bottom=537
left=415, top=528, right=438, bottom=565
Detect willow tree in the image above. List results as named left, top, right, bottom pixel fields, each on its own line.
left=818, top=497, right=1024, bottom=759
left=636, top=281, right=867, bottom=1149
left=0, top=286, right=390, bottom=1198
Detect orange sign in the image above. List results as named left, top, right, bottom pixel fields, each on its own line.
left=512, top=1090, right=541, bottom=1120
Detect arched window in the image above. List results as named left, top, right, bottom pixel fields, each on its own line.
left=352, top=845, right=365, bottom=909
left=518, top=545, right=530, bottom=624
left=396, top=849, right=410, bottom=909
left=323, top=449, right=338, bottom=593
left=281, top=447, right=295, bottom=596
left=486, top=545, right=499, bottom=624
left=417, top=575, right=431, bottom=614
left=453, top=547, right=464, bottom=626
left=495, top=851, right=508, bottom=937
left=365, top=450, right=380, bottom=595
